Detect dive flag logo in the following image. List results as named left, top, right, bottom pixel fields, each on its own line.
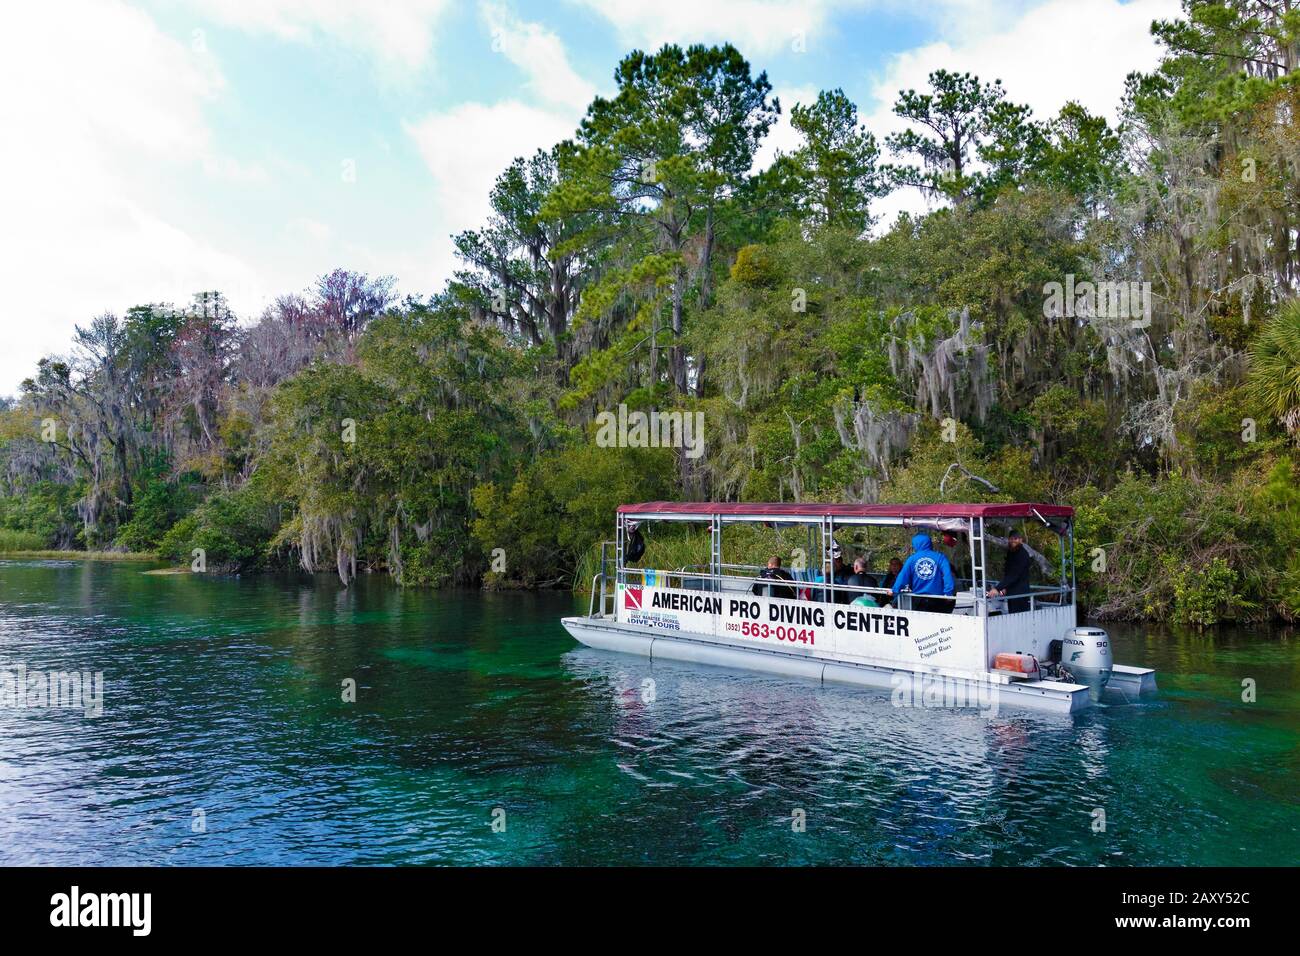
left=625, top=586, right=643, bottom=610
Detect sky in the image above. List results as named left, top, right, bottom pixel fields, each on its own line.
left=0, top=0, right=1181, bottom=395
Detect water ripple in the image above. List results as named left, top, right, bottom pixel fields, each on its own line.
left=0, top=561, right=1296, bottom=865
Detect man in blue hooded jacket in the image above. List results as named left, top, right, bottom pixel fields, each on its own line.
left=891, top=533, right=957, bottom=613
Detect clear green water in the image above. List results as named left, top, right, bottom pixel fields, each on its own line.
left=0, top=558, right=1296, bottom=865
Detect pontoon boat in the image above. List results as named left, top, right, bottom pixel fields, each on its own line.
left=562, top=502, right=1156, bottom=714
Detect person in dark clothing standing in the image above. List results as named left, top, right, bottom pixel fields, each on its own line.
left=987, top=529, right=1032, bottom=613
left=830, top=541, right=855, bottom=603
left=753, top=555, right=796, bottom=599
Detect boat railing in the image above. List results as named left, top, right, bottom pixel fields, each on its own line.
left=589, top=540, right=618, bottom=618
left=673, top=563, right=984, bottom=598
left=609, top=565, right=1073, bottom=615
left=620, top=566, right=928, bottom=604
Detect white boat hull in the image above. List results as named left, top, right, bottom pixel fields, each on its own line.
left=560, top=616, right=1156, bottom=715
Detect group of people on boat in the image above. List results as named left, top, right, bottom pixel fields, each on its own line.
left=750, top=548, right=904, bottom=607
left=751, top=528, right=1033, bottom=614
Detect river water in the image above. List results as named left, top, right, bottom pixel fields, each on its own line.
left=0, top=558, right=1296, bottom=865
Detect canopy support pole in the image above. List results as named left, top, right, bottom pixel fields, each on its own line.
left=710, top=514, right=721, bottom=593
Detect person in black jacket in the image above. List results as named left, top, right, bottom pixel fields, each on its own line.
left=752, top=556, right=796, bottom=599
left=845, top=556, right=876, bottom=601
left=986, top=529, right=1032, bottom=613
left=880, top=557, right=903, bottom=590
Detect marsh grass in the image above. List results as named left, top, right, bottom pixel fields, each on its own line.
left=0, top=530, right=47, bottom=551
left=0, top=543, right=158, bottom=561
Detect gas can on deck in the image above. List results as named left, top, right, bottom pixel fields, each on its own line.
left=993, top=652, right=1041, bottom=679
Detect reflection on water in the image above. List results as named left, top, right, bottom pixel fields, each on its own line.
left=0, top=558, right=1296, bottom=865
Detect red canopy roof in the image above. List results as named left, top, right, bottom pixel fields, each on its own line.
left=618, top=501, right=1073, bottom=519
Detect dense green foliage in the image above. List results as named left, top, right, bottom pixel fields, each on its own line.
left=1, top=2, right=1298, bottom=624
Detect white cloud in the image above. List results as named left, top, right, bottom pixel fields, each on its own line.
left=482, top=2, right=596, bottom=111
left=572, top=0, right=838, bottom=56
left=867, top=0, right=1178, bottom=127
left=752, top=83, right=822, bottom=171
left=287, top=218, right=336, bottom=244
left=403, top=6, right=595, bottom=286
left=862, top=0, right=1180, bottom=229
left=0, top=0, right=268, bottom=394
left=184, top=0, right=452, bottom=73
left=574, top=0, right=1053, bottom=56
left=12, top=3, right=222, bottom=161
left=403, top=101, right=579, bottom=281
left=202, top=155, right=273, bottom=184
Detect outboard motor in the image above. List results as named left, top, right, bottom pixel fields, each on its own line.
left=1062, top=627, right=1112, bottom=693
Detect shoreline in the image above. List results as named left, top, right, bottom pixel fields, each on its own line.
left=0, top=549, right=159, bottom=562
left=0, top=551, right=1292, bottom=628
